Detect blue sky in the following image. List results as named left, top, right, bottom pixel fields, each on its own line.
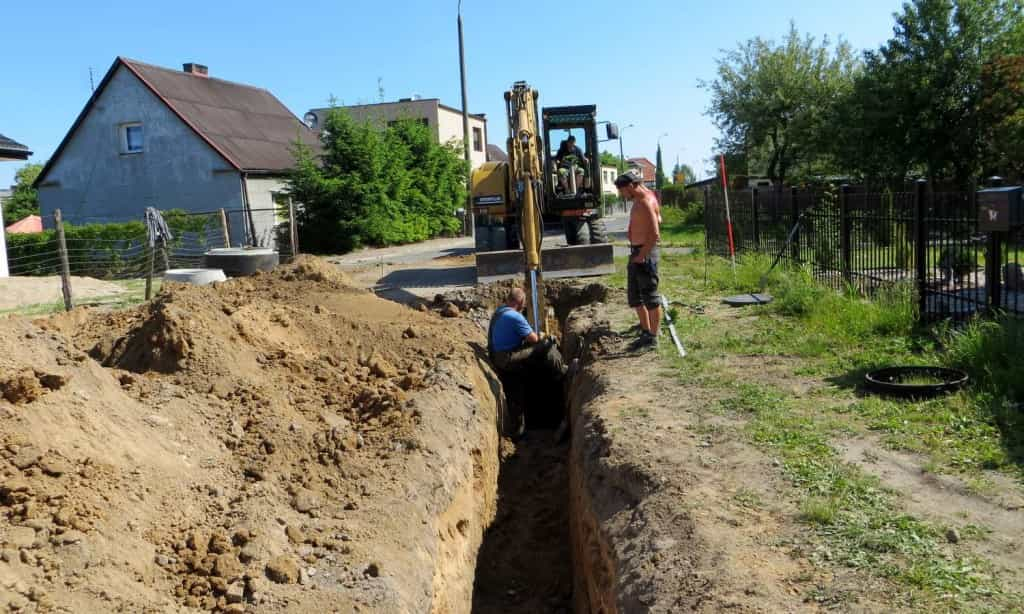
left=0, top=0, right=907, bottom=189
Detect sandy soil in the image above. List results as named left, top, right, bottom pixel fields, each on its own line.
left=0, top=277, right=127, bottom=311
left=0, top=257, right=500, bottom=613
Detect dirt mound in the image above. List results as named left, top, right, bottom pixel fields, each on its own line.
left=3, top=258, right=500, bottom=613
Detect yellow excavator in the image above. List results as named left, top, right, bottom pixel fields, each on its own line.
left=471, top=82, right=616, bottom=332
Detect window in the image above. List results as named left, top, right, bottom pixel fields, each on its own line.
left=472, top=127, right=483, bottom=152
left=120, top=123, right=144, bottom=153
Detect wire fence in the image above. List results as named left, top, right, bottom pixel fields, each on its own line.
left=704, top=184, right=1024, bottom=322
left=3, top=206, right=297, bottom=312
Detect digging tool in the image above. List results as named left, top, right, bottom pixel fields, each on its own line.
left=722, top=203, right=809, bottom=307
left=758, top=209, right=807, bottom=290
left=719, top=155, right=737, bottom=279
left=660, top=295, right=686, bottom=358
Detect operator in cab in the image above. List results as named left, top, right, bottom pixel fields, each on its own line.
left=487, top=288, right=575, bottom=381
left=555, top=135, right=588, bottom=194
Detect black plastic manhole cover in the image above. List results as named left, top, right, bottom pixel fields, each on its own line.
left=864, top=366, right=968, bottom=398
left=722, top=293, right=773, bottom=306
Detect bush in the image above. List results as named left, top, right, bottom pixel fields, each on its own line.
left=660, top=183, right=702, bottom=208
left=287, top=110, right=466, bottom=253
left=5, top=210, right=218, bottom=277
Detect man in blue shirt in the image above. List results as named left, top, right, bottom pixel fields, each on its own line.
left=487, top=287, right=570, bottom=380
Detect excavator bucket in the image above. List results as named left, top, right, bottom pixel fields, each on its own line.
left=475, top=243, right=615, bottom=284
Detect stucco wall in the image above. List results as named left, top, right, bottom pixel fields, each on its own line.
left=243, top=177, right=288, bottom=249
left=312, top=100, right=488, bottom=169
left=436, top=107, right=487, bottom=169
left=37, top=65, right=244, bottom=229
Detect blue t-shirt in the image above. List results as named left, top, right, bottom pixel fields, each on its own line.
left=490, top=307, right=534, bottom=352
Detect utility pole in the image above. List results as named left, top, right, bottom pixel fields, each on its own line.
left=457, top=0, right=474, bottom=238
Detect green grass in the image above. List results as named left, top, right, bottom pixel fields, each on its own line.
left=604, top=247, right=1024, bottom=609
left=658, top=205, right=705, bottom=247
left=0, top=278, right=158, bottom=317
left=719, top=382, right=1013, bottom=608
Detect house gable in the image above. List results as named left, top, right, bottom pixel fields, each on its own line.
left=36, top=63, right=244, bottom=224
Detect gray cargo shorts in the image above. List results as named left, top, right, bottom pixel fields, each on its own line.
left=627, top=246, right=661, bottom=308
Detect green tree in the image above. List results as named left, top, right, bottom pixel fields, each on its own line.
left=599, top=150, right=627, bottom=171
left=286, top=109, right=465, bottom=253
left=703, top=22, right=857, bottom=185
left=673, top=163, right=696, bottom=185
left=980, top=54, right=1024, bottom=178
left=3, top=163, right=43, bottom=226
left=655, top=144, right=666, bottom=189
left=837, top=0, right=1024, bottom=185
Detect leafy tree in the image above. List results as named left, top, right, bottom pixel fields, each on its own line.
left=672, top=163, right=696, bottom=185
left=287, top=109, right=465, bottom=253
left=655, top=144, right=666, bottom=189
left=3, top=163, right=43, bottom=226
left=599, top=150, right=627, bottom=172
left=980, top=54, right=1024, bottom=178
left=836, top=0, right=1024, bottom=185
left=703, top=22, right=857, bottom=185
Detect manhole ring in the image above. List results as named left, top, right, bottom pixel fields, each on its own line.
left=722, top=293, right=773, bottom=306
left=864, top=366, right=969, bottom=398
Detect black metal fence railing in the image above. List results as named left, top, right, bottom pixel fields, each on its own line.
left=704, top=184, right=1024, bottom=322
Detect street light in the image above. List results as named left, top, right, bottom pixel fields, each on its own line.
left=618, top=123, right=635, bottom=174
left=457, top=0, right=473, bottom=238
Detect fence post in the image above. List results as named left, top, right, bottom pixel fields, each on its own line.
left=703, top=186, right=711, bottom=253
left=914, top=180, right=928, bottom=319
left=53, top=209, right=73, bottom=311
left=145, top=243, right=155, bottom=301
left=751, top=188, right=760, bottom=252
left=219, top=208, right=230, bottom=248
left=288, top=200, right=300, bottom=257
left=790, top=187, right=800, bottom=262
left=840, top=185, right=852, bottom=285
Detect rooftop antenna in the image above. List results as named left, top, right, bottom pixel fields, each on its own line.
left=89, top=67, right=95, bottom=92
left=377, top=77, right=385, bottom=102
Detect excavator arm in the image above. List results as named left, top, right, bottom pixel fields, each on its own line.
left=505, top=83, right=547, bottom=332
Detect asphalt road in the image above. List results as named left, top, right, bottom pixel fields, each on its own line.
left=331, top=214, right=633, bottom=303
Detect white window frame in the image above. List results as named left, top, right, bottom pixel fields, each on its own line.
left=120, top=122, right=144, bottom=154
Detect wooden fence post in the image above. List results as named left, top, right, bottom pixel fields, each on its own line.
left=145, top=243, right=155, bottom=301
left=840, top=185, right=852, bottom=285
left=54, top=209, right=73, bottom=311
left=288, top=200, right=300, bottom=257
left=914, top=180, right=928, bottom=319
left=219, top=209, right=230, bottom=247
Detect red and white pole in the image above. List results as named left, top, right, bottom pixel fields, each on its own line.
left=719, top=155, right=737, bottom=276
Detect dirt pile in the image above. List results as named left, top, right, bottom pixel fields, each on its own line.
left=1, top=256, right=500, bottom=613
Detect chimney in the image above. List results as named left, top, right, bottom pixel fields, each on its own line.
left=183, top=63, right=208, bottom=77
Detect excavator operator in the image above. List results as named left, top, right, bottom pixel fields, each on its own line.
left=555, top=135, right=588, bottom=194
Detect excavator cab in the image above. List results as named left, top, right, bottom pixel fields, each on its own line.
left=542, top=105, right=608, bottom=246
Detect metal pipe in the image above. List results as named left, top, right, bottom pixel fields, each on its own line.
left=529, top=269, right=541, bottom=332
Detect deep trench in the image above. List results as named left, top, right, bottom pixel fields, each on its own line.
left=470, top=283, right=606, bottom=614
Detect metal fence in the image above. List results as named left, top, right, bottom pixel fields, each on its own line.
left=704, top=184, right=1024, bottom=321
left=3, top=206, right=297, bottom=312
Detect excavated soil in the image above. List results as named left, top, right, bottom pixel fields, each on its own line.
left=0, top=257, right=502, bottom=613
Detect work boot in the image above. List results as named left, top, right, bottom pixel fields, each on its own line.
left=630, top=331, right=658, bottom=352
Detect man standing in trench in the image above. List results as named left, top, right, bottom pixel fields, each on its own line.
left=616, top=172, right=662, bottom=348
left=487, top=287, right=573, bottom=381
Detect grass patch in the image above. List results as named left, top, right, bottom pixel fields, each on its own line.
left=717, top=383, right=1012, bottom=608
left=0, top=278, right=158, bottom=318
